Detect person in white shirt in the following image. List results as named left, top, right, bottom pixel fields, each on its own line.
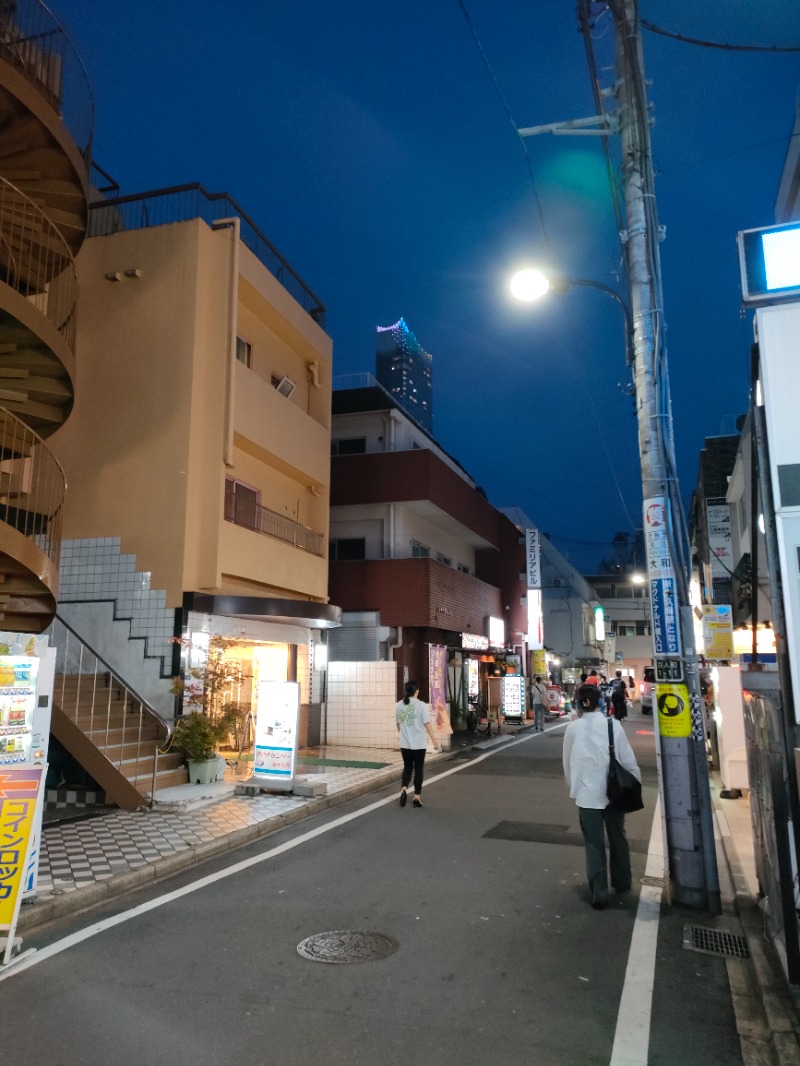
left=562, top=683, right=641, bottom=909
left=530, top=675, right=548, bottom=732
left=396, top=681, right=441, bottom=808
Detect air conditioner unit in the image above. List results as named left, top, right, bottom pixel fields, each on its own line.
left=276, top=376, right=296, bottom=398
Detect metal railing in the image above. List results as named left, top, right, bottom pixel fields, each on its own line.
left=0, top=405, right=65, bottom=569
left=224, top=484, right=324, bottom=557
left=0, top=176, right=78, bottom=352
left=0, top=0, right=94, bottom=162
left=88, top=183, right=326, bottom=327
left=45, top=613, right=172, bottom=807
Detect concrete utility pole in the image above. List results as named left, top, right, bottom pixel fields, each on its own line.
left=611, top=0, right=720, bottom=911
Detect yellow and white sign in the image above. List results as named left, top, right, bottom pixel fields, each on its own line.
left=0, top=766, right=44, bottom=963
left=656, top=684, right=692, bottom=738
left=701, top=605, right=735, bottom=660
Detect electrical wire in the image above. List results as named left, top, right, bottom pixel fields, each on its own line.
left=641, top=18, right=800, bottom=53
left=456, top=0, right=553, bottom=260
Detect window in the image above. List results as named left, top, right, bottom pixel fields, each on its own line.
left=236, top=336, right=252, bottom=368
left=330, top=538, right=366, bottom=561
left=331, top=438, right=367, bottom=456
left=225, top=476, right=260, bottom=530
left=436, top=553, right=452, bottom=567
left=411, top=540, right=429, bottom=558
left=457, top=563, right=471, bottom=575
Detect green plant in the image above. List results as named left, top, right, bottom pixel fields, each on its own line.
left=172, top=712, right=227, bottom=762
left=218, top=702, right=251, bottom=748
left=170, top=634, right=253, bottom=724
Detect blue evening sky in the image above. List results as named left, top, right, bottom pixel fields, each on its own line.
left=60, top=1, right=800, bottom=570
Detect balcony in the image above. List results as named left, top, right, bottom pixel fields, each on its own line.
left=225, top=479, right=324, bottom=557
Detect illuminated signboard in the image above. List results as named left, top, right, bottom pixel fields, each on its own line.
left=527, top=589, right=543, bottom=650
left=738, top=222, right=800, bottom=305
left=594, top=606, right=606, bottom=642
left=461, top=632, right=489, bottom=651
left=488, top=616, right=505, bottom=648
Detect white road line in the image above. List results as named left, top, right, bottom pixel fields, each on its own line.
left=0, top=729, right=549, bottom=982
left=609, top=799, right=664, bottom=1066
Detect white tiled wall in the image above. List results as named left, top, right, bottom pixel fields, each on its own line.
left=58, top=538, right=174, bottom=674
left=326, top=661, right=400, bottom=748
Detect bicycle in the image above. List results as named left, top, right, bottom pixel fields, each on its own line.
left=466, top=696, right=501, bottom=737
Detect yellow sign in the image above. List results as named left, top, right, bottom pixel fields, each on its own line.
left=701, top=605, right=734, bottom=660
left=0, top=767, right=43, bottom=929
left=656, top=684, right=692, bottom=738
left=532, top=649, right=547, bottom=676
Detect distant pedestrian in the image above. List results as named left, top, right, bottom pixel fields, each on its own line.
left=569, top=673, right=588, bottom=720
left=562, top=684, right=641, bottom=910
left=531, top=675, right=548, bottom=732
left=396, top=681, right=441, bottom=809
left=610, top=670, right=628, bottom=721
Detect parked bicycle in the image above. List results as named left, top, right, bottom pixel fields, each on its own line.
left=466, top=695, right=501, bottom=737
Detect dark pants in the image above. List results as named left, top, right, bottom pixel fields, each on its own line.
left=578, top=806, right=632, bottom=903
left=401, top=748, right=427, bottom=795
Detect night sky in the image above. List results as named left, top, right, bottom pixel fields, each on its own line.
left=61, top=1, right=800, bottom=570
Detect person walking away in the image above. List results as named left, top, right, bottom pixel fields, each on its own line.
left=569, top=672, right=588, bottom=719
left=610, top=670, right=628, bottom=721
left=562, top=684, right=641, bottom=909
left=396, top=681, right=440, bottom=808
left=531, top=675, right=548, bottom=732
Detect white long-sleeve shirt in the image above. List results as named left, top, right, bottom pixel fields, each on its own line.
left=562, top=710, right=641, bottom=809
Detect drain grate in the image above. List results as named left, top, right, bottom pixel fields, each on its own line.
left=640, top=875, right=665, bottom=888
left=684, top=925, right=749, bottom=959
left=297, top=930, right=399, bottom=965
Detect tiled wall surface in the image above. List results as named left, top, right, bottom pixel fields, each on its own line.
left=326, top=661, right=399, bottom=748
left=59, top=538, right=174, bottom=672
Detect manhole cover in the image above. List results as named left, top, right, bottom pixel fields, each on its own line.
left=297, top=930, right=399, bottom=964
left=684, top=925, right=749, bottom=959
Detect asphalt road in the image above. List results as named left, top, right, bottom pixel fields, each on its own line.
left=0, top=716, right=742, bottom=1066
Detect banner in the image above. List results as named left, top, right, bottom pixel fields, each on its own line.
left=0, top=766, right=44, bottom=963
left=428, top=644, right=452, bottom=735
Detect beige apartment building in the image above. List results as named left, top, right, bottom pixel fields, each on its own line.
left=46, top=187, right=340, bottom=798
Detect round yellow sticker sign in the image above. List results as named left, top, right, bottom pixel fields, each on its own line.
left=656, top=683, right=691, bottom=738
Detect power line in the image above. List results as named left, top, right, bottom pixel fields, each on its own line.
left=641, top=18, right=800, bottom=53
left=456, top=0, right=553, bottom=259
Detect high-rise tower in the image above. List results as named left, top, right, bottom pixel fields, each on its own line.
left=375, top=317, right=433, bottom=432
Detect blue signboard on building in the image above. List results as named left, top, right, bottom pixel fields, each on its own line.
left=650, top=576, right=681, bottom=657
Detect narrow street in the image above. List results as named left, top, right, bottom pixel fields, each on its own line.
left=1, top=717, right=742, bottom=1066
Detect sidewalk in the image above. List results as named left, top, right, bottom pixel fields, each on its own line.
left=18, top=723, right=527, bottom=933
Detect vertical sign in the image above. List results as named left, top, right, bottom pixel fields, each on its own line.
left=527, top=589, right=544, bottom=650
left=644, top=496, right=682, bottom=657
left=525, top=529, right=541, bottom=589
left=706, top=500, right=733, bottom=579
left=0, top=766, right=44, bottom=963
left=253, top=681, right=299, bottom=792
left=428, top=645, right=451, bottom=736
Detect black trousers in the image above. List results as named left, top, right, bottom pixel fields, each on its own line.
left=401, top=748, right=427, bottom=794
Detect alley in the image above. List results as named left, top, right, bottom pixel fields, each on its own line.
left=0, top=719, right=742, bottom=1066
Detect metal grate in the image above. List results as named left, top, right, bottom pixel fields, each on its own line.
left=684, top=925, right=749, bottom=959
left=641, top=875, right=665, bottom=888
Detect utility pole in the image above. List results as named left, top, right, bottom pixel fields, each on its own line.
left=611, top=0, right=720, bottom=911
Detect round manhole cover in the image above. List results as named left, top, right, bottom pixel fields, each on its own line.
left=296, top=930, right=399, bottom=964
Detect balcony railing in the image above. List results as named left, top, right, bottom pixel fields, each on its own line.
left=88, top=184, right=326, bottom=327
left=0, top=176, right=77, bottom=351
left=0, top=0, right=95, bottom=162
left=225, top=486, right=324, bottom=557
left=0, top=405, right=66, bottom=569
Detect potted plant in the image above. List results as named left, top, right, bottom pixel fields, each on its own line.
left=172, top=712, right=227, bottom=784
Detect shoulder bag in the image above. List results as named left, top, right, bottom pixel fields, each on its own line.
left=607, top=718, right=644, bottom=813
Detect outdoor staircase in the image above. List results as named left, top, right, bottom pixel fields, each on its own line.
left=47, top=615, right=189, bottom=810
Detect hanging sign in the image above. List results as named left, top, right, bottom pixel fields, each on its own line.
left=525, top=529, right=541, bottom=589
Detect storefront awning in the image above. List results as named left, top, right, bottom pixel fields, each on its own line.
left=185, top=593, right=342, bottom=629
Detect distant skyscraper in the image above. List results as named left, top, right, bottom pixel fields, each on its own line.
left=375, top=317, right=433, bottom=432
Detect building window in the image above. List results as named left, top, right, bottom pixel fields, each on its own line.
left=635, top=621, right=650, bottom=636
left=411, top=540, right=429, bottom=558
left=437, top=553, right=452, bottom=567
left=236, top=336, right=252, bottom=367
left=330, top=538, right=366, bottom=561
left=457, top=563, right=471, bottom=575
left=331, top=438, right=367, bottom=456
left=225, top=476, right=259, bottom=530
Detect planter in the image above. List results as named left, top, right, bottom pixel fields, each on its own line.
left=186, top=758, right=219, bottom=785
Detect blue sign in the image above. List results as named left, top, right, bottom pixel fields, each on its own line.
left=650, top=577, right=681, bottom=656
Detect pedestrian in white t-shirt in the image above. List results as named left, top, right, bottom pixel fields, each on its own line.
left=396, top=681, right=440, bottom=808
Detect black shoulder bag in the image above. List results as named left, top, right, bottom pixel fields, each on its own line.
left=607, top=718, right=644, bottom=813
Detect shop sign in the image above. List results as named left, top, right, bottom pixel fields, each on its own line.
left=461, top=632, right=489, bottom=651
left=656, top=683, right=691, bottom=738
left=502, top=676, right=525, bottom=719
left=532, top=649, right=547, bottom=676
left=0, top=765, right=44, bottom=964
left=253, top=681, right=300, bottom=790
left=701, top=604, right=734, bottom=660
left=467, top=658, right=480, bottom=698
left=428, top=645, right=452, bottom=735
left=525, top=529, right=541, bottom=589
left=706, top=501, right=733, bottom=579
left=527, top=590, right=543, bottom=651
left=488, top=616, right=505, bottom=648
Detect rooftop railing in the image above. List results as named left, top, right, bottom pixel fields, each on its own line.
left=0, top=0, right=95, bottom=162
left=88, top=183, right=326, bottom=327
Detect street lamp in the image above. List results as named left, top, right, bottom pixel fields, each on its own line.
left=510, top=267, right=634, bottom=367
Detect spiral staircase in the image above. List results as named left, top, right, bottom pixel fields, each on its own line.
left=0, top=0, right=91, bottom=632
